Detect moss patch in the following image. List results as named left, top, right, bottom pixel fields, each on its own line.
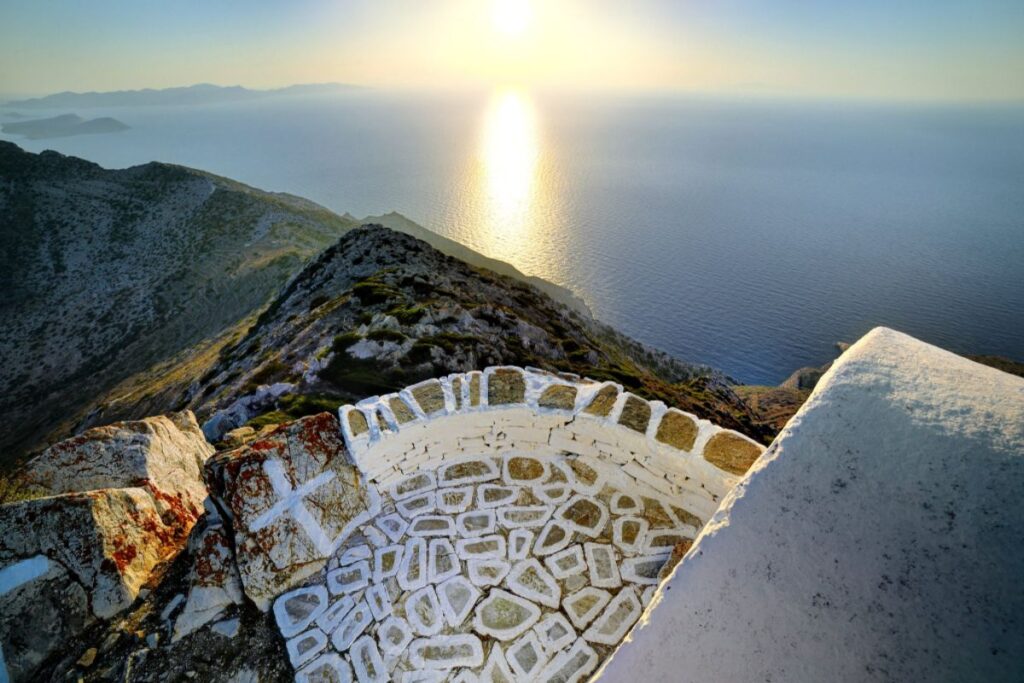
left=321, top=349, right=406, bottom=396
left=386, top=304, right=426, bottom=325
left=245, top=410, right=289, bottom=430
left=351, top=280, right=401, bottom=305
left=367, top=329, right=407, bottom=343
left=242, top=357, right=289, bottom=393
left=0, top=475, right=49, bottom=504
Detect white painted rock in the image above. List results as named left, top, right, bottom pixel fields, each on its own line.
left=206, top=412, right=380, bottom=610
left=599, top=328, right=1024, bottom=682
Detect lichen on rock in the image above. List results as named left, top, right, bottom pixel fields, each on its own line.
left=205, top=412, right=380, bottom=610
left=702, top=431, right=764, bottom=475
left=487, top=368, right=526, bottom=405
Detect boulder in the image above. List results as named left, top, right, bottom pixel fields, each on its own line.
left=0, top=488, right=188, bottom=680
left=205, top=412, right=380, bottom=610
left=172, top=502, right=245, bottom=641
left=21, top=410, right=214, bottom=523
left=0, top=411, right=214, bottom=682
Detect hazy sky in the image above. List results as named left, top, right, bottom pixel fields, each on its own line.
left=2, top=0, right=1023, bottom=101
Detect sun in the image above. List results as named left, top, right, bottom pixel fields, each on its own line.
left=493, top=0, right=532, bottom=38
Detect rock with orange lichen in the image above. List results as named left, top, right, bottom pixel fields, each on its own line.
left=20, top=410, right=214, bottom=523
left=0, top=487, right=188, bottom=681
left=205, top=412, right=379, bottom=610
left=0, top=410, right=215, bottom=682
left=171, top=502, right=245, bottom=641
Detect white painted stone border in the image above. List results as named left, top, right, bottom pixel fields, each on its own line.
left=334, top=366, right=765, bottom=522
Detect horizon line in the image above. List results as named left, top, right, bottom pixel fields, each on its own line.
left=3, top=81, right=1024, bottom=108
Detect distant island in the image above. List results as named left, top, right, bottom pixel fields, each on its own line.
left=1, top=113, right=129, bottom=139
left=4, top=82, right=359, bottom=109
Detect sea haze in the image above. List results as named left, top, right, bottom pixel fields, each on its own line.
left=4, top=90, right=1022, bottom=384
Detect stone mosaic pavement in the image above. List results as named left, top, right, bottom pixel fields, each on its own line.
left=273, top=451, right=700, bottom=682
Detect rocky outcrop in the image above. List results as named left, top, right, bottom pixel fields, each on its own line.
left=778, top=365, right=826, bottom=390
left=202, top=382, right=295, bottom=443
left=22, top=411, right=213, bottom=519
left=0, top=411, right=214, bottom=682
left=205, top=412, right=379, bottom=610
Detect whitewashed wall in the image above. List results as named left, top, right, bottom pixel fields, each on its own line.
left=337, top=366, right=764, bottom=524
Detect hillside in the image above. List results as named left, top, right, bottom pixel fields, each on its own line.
left=126, top=225, right=771, bottom=447
left=0, top=143, right=779, bottom=465
left=0, top=141, right=358, bottom=461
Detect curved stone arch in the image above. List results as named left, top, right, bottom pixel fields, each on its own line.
left=337, top=366, right=764, bottom=524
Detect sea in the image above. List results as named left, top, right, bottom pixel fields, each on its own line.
left=4, top=89, right=1022, bottom=384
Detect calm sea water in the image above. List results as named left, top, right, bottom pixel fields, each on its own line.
left=4, top=90, right=1023, bottom=384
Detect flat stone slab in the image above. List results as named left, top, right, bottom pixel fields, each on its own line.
left=436, top=575, right=481, bottom=627
left=537, top=638, right=599, bottom=683
left=563, top=586, right=612, bottom=630
left=583, top=586, right=642, bottom=645
left=506, top=559, right=561, bottom=608
left=408, top=634, right=484, bottom=669
left=295, top=652, right=353, bottom=683
left=506, top=631, right=549, bottom=679
left=406, top=585, right=444, bottom=636
left=275, top=585, right=330, bottom=637
left=472, top=589, right=542, bottom=641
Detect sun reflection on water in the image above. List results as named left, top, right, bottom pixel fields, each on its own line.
left=483, top=89, right=538, bottom=226
left=473, top=88, right=553, bottom=269
left=443, top=87, right=566, bottom=285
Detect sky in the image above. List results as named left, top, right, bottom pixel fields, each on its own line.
left=1, top=0, right=1023, bottom=101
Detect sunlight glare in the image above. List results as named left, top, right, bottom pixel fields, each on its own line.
left=493, top=0, right=532, bottom=39
left=483, top=89, right=537, bottom=227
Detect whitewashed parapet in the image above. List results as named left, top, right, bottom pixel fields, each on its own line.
left=338, top=366, right=764, bottom=522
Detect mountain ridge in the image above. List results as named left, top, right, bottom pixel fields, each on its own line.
left=0, top=141, right=358, bottom=462
left=2, top=142, right=750, bottom=466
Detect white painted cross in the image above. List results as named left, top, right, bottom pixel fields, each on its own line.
left=249, top=458, right=380, bottom=557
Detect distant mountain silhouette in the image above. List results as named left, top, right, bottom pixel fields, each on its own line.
left=5, top=83, right=359, bottom=109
